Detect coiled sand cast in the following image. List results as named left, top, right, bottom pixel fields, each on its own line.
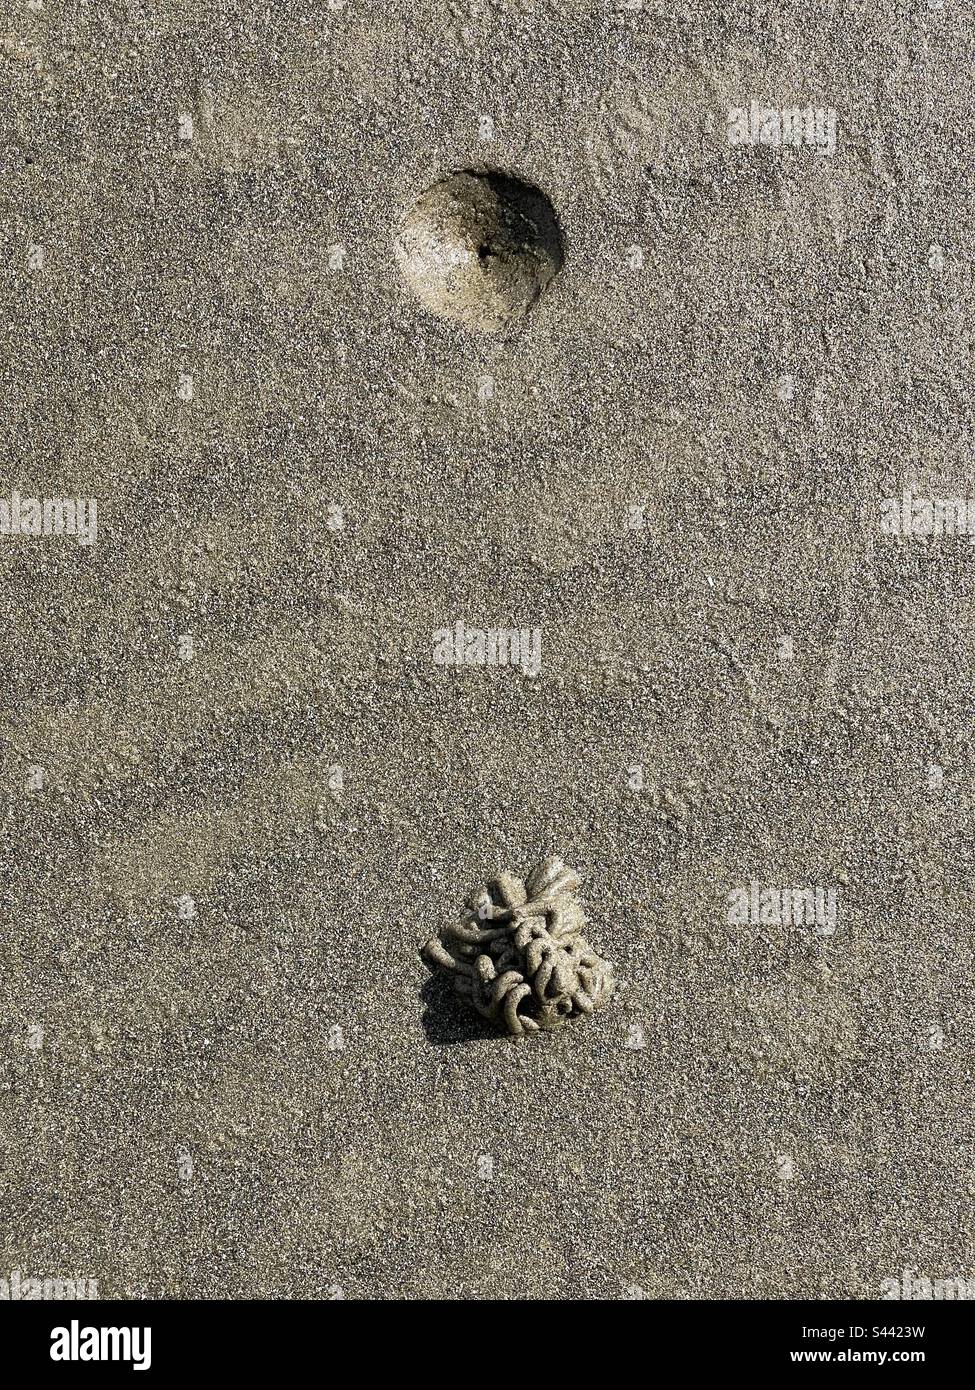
left=421, top=856, right=614, bottom=1036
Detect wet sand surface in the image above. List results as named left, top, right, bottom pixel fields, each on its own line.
left=1, top=2, right=973, bottom=1298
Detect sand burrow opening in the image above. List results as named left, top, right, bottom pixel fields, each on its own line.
left=394, top=170, right=564, bottom=333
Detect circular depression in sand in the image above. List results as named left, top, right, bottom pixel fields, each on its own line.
left=394, top=170, right=564, bottom=333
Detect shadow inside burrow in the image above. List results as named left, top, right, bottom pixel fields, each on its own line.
left=420, top=971, right=500, bottom=1045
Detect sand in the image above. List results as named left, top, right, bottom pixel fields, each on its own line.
left=1, top=0, right=973, bottom=1299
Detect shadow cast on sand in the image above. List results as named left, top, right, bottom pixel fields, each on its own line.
left=420, top=972, right=499, bottom=1046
